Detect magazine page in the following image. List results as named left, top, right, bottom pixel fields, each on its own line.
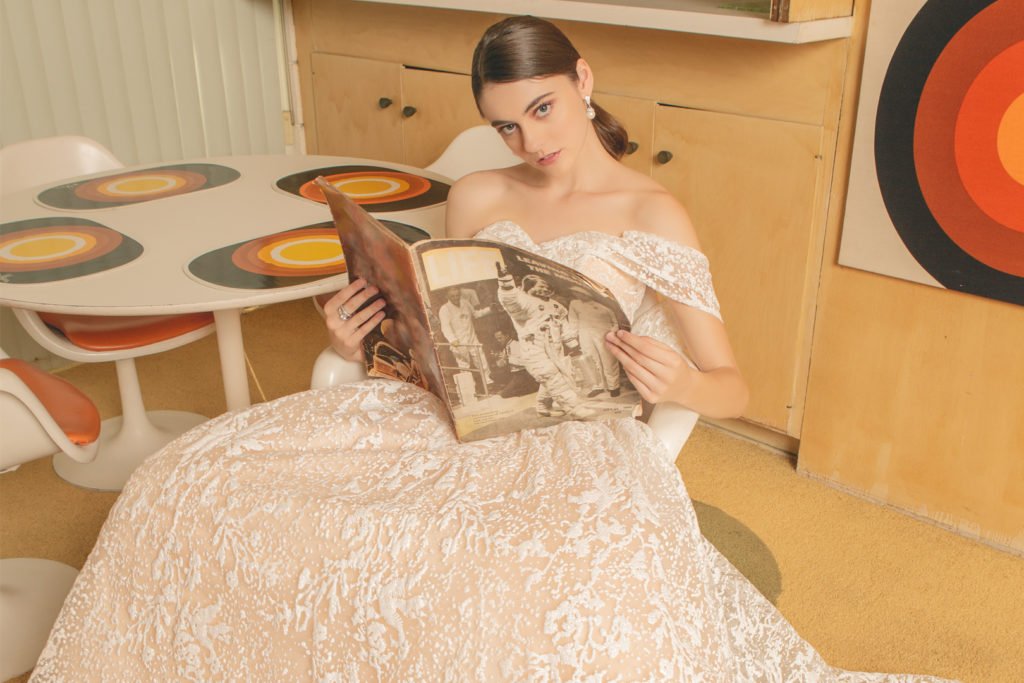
left=316, top=178, right=447, bottom=401
left=412, top=238, right=642, bottom=442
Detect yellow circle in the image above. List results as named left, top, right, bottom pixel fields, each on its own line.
left=997, top=92, right=1024, bottom=186
left=277, top=240, right=343, bottom=265
left=0, top=232, right=96, bottom=263
left=333, top=177, right=410, bottom=198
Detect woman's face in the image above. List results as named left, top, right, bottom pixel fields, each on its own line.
left=477, top=63, right=591, bottom=173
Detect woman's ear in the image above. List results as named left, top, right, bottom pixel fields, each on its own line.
left=575, top=58, right=594, bottom=97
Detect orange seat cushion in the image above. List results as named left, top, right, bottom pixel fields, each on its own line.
left=1, top=358, right=101, bottom=445
left=38, top=312, right=215, bottom=352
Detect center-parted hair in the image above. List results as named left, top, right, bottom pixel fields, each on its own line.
left=471, top=16, right=629, bottom=160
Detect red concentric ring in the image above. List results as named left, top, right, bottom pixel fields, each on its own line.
left=913, top=1, right=1024, bottom=277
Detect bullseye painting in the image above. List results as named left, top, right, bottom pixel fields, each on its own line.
left=839, top=0, right=1023, bottom=306
left=0, top=217, right=143, bottom=283
left=276, top=166, right=449, bottom=212
left=37, top=163, right=241, bottom=210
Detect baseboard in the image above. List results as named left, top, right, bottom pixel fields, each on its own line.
left=797, top=467, right=1024, bottom=558
left=699, top=417, right=799, bottom=457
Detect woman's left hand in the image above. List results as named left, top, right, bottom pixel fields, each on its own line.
left=604, top=329, right=695, bottom=405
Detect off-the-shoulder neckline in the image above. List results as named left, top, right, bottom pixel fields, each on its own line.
left=477, top=220, right=704, bottom=255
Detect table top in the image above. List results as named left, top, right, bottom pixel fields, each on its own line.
left=0, top=155, right=449, bottom=315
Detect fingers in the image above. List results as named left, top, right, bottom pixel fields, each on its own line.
left=607, top=329, right=679, bottom=365
left=324, top=278, right=387, bottom=362
left=605, top=330, right=684, bottom=403
left=605, top=335, right=661, bottom=400
left=324, top=278, right=379, bottom=318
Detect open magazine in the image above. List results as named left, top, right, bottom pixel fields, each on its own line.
left=317, top=177, right=641, bottom=442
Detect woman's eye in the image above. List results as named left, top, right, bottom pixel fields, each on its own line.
left=499, top=123, right=517, bottom=136
left=535, top=102, right=552, bottom=117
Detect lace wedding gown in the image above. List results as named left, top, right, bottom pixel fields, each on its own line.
left=33, top=223, right=947, bottom=682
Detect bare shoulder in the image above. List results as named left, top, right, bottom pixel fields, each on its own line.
left=444, top=168, right=519, bottom=239
left=628, top=179, right=702, bottom=251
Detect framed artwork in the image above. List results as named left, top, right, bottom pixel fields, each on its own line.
left=839, top=0, right=1023, bottom=306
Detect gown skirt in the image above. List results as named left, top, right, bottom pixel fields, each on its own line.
left=33, top=223, right=950, bottom=681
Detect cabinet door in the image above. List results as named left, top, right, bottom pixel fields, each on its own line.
left=400, top=68, right=483, bottom=169
left=594, top=91, right=655, bottom=176
left=311, top=53, right=404, bottom=162
left=652, top=105, right=822, bottom=434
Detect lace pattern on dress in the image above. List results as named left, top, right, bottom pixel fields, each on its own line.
left=476, top=221, right=722, bottom=322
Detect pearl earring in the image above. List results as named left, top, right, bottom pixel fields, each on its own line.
left=584, top=96, right=596, bottom=120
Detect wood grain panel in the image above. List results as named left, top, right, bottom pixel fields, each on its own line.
left=311, top=53, right=404, bottom=162
left=307, top=0, right=844, bottom=125
left=593, top=92, right=656, bottom=176
left=652, top=105, right=822, bottom=431
left=400, top=68, right=483, bottom=168
left=799, top=267, right=1024, bottom=550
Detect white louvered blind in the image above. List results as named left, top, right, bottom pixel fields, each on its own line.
left=0, top=0, right=290, bottom=166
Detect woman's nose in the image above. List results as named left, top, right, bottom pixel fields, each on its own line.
left=519, top=124, right=542, bottom=154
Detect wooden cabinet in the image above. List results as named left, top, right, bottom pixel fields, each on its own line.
left=651, top=105, right=822, bottom=432
left=311, top=53, right=481, bottom=167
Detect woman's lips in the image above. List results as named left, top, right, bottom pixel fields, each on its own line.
left=537, top=150, right=561, bottom=166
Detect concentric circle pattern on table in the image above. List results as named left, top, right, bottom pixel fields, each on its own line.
left=276, top=165, right=449, bottom=212
left=37, top=163, right=241, bottom=210
left=874, top=0, right=1023, bottom=305
left=0, top=217, right=143, bottom=284
left=188, top=220, right=430, bottom=290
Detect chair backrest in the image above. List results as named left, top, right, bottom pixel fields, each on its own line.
left=425, top=126, right=521, bottom=181
left=0, top=135, right=123, bottom=195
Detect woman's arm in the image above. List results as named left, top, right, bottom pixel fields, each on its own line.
left=603, top=188, right=749, bottom=418
left=605, top=305, right=748, bottom=419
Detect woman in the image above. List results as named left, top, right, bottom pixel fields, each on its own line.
left=34, top=17, right=948, bottom=682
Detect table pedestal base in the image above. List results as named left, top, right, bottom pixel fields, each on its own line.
left=53, top=410, right=207, bottom=491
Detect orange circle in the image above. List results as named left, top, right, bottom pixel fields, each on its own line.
left=997, top=93, right=1024, bottom=185
left=953, top=41, right=1024, bottom=234
left=298, top=171, right=430, bottom=204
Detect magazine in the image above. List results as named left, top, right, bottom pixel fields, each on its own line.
left=317, top=177, right=641, bottom=442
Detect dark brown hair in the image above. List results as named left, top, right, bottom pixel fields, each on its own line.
left=471, top=16, right=629, bottom=160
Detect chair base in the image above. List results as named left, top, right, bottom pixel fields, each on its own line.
left=52, top=410, right=207, bottom=491
left=0, top=558, right=79, bottom=681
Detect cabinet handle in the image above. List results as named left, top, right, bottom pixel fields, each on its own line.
left=656, top=150, right=674, bottom=165
left=378, top=97, right=393, bottom=109
left=625, top=141, right=639, bottom=155
left=402, top=105, right=417, bottom=118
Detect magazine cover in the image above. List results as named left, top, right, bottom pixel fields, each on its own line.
left=317, top=177, right=642, bottom=442
left=413, top=239, right=642, bottom=441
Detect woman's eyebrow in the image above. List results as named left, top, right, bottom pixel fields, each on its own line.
left=489, top=91, right=556, bottom=126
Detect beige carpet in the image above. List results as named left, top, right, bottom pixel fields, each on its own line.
left=2, top=299, right=1023, bottom=682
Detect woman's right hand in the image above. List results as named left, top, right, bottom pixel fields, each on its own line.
left=323, top=278, right=386, bottom=362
